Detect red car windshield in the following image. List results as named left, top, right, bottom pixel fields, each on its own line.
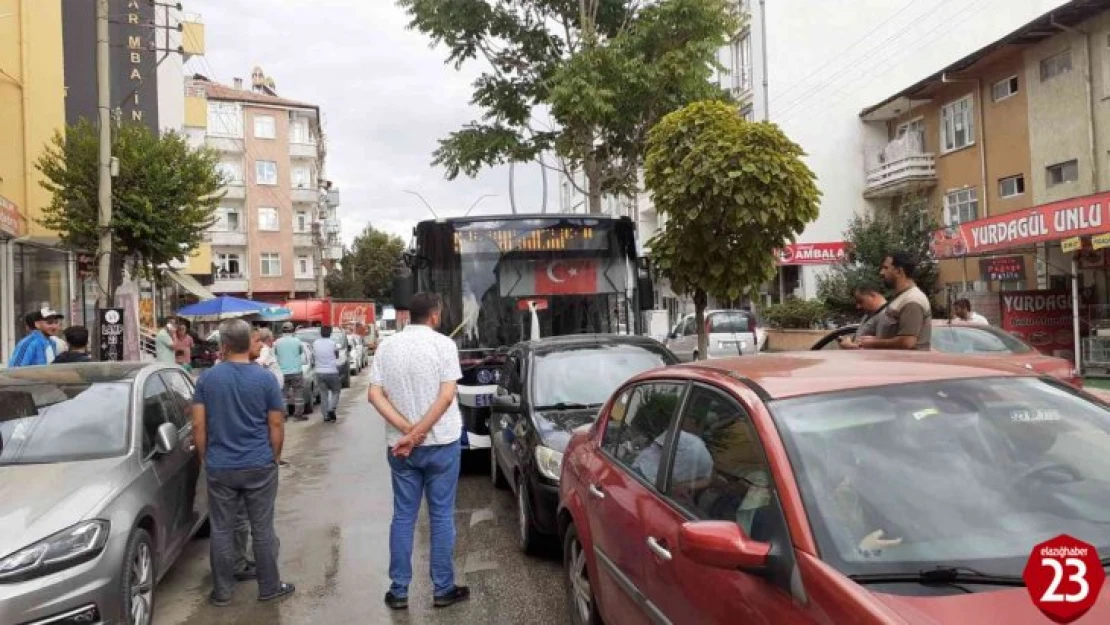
left=770, top=377, right=1110, bottom=578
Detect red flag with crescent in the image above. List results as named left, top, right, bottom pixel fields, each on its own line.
left=534, top=259, right=599, bottom=295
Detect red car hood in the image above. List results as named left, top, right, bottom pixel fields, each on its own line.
left=870, top=587, right=1110, bottom=623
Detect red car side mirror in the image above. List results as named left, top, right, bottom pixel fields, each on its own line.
left=678, top=521, right=771, bottom=571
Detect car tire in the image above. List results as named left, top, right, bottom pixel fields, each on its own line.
left=341, top=370, right=351, bottom=389
left=490, top=446, right=509, bottom=490
left=121, top=528, right=156, bottom=625
left=564, top=523, right=602, bottom=625
left=516, top=475, right=541, bottom=555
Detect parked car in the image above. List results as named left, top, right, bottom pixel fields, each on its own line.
left=490, top=335, right=679, bottom=554
left=0, top=363, right=209, bottom=625
left=296, top=326, right=352, bottom=388
left=557, top=351, right=1110, bottom=625
left=666, top=310, right=763, bottom=361
left=348, top=334, right=367, bottom=373
left=811, top=320, right=1082, bottom=387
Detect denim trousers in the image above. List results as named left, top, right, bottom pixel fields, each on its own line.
left=318, top=372, right=342, bottom=413
left=207, top=464, right=282, bottom=599
left=387, top=440, right=462, bottom=597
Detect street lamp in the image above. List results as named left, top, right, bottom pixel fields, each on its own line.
left=403, top=190, right=439, bottom=219
left=465, top=194, right=497, bottom=216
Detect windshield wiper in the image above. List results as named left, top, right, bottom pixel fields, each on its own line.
left=850, top=566, right=1025, bottom=588
left=535, top=402, right=600, bottom=411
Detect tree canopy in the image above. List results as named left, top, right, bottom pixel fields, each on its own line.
left=36, top=120, right=222, bottom=285
left=644, top=100, right=820, bottom=357
left=399, top=0, right=739, bottom=212
left=326, top=225, right=407, bottom=301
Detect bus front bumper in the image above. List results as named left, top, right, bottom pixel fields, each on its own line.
left=457, top=385, right=496, bottom=449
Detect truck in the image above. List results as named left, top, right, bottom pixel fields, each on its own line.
left=282, top=298, right=375, bottom=336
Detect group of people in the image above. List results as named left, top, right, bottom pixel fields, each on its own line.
left=8, top=305, right=92, bottom=367
left=155, top=316, right=198, bottom=371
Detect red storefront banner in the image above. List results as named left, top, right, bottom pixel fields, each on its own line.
left=999, top=290, right=1077, bottom=357
left=0, top=194, right=26, bottom=238
left=932, top=191, right=1110, bottom=258
left=775, top=242, right=849, bottom=266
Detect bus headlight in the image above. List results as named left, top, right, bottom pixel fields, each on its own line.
left=535, top=445, right=564, bottom=482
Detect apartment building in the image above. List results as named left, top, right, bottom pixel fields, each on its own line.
left=183, top=70, right=342, bottom=301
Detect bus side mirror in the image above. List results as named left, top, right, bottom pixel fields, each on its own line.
left=392, top=262, right=415, bottom=310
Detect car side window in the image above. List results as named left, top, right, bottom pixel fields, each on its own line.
left=663, top=386, right=779, bottom=541
left=159, top=371, right=195, bottom=430
left=681, top=317, right=696, bottom=336
left=141, top=376, right=173, bottom=456
left=608, top=383, right=685, bottom=485
left=501, top=352, right=523, bottom=394
left=602, top=386, right=634, bottom=452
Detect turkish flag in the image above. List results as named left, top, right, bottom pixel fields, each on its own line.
left=534, top=259, right=599, bottom=295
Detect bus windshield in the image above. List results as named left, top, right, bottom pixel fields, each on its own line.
left=415, top=216, right=641, bottom=352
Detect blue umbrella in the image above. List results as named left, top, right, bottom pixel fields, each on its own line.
left=176, top=295, right=270, bottom=318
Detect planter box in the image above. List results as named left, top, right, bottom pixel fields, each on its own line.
left=766, top=329, right=829, bottom=352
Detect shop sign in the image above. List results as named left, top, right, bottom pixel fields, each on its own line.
left=978, top=255, right=1026, bottom=282
left=1093, top=233, right=1110, bottom=250
left=775, top=242, right=849, bottom=266
left=999, top=290, right=1078, bottom=358
left=99, top=308, right=125, bottom=362
left=0, top=194, right=27, bottom=238
left=1079, top=249, right=1107, bottom=269
left=931, top=191, right=1110, bottom=258
left=1062, top=237, right=1083, bottom=253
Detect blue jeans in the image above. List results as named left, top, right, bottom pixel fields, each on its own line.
left=387, top=440, right=461, bottom=597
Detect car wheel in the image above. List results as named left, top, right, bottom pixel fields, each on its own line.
left=341, top=370, right=351, bottom=388
left=564, top=523, right=602, bottom=625
left=490, top=446, right=508, bottom=490
left=516, top=475, right=541, bottom=555
left=121, top=528, right=155, bottom=625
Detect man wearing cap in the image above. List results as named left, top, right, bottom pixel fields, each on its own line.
left=10, top=306, right=64, bottom=367
left=273, top=322, right=307, bottom=421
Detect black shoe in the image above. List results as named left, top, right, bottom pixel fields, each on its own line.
left=258, top=581, right=296, bottom=602
left=326, top=411, right=337, bottom=422
left=384, top=591, right=408, bottom=610
left=433, top=585, right=471, bottom=608
left=234, top=565, right=257, bottom=581
left=292, top=415, right=309, bottom=422
left=209, top=594, right=232, bottom=607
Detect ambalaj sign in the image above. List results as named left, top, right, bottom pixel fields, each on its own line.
left=775, top=242, right=849, bottom=266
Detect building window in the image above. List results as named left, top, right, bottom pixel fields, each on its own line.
left=296, top=255, right=313, bottom=278
left=1040, top=49, right=1073, bottom=82
left=940, top=96, right=974, bottom=152
left=253, top=115, right=276, bottom=139
left=214, top=207, right=242, bottom=232
left=207, top=102, right=242, bottom=137
left=258, top=207, right=279, bottom=231
left=944, top=188, right=979, bottom=225
left=740, top=104, right=754, bottom=121
left=991, top=76, right=1019, bottom=101
left=1046, top=159, right=1079, bottom=186
left=292, top=165, right=312, bottom=189
left=217, top=159, right=243, bottom=185
left=998, top=174, right=1025, bottom=199
left=290, top=116, right=311, bottom=144
left=295, top=211, right=310, bottom=232
left=260, top=253, right=282, bottom=277
left=216, top=253, right=243, bottom=278
left=255, top=160, right=277, bottom=185
left=730, top=33, right=752, bottom=94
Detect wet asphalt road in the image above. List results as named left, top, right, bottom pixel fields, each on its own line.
left=155, top=372, right=571, bottom=625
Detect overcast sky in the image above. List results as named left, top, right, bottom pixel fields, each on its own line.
left=187, top=0, right=558, bottom=248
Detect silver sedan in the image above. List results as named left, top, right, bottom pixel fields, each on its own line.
left=0, top=362, right=208, bottom=625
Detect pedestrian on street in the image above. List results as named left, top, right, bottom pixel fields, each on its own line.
left=53, top=326, right=93, bottom=363
left=859, top=251, right=932, bottom=351
left=951, top=298, right=989, bottom=325
left=155, top=317, right=178, bottom=365
left=256, top=328, right=284, bottom=389
left=174, top=317, right=196, bottom=372
left=368, top=292, right=470, bottom=611
left=274, top=322, right=307, bottom=421
left=191, top=318, right=295, bottom=607
left=9, top=306, right=64, bottom=367
left=838, top=284, right=888, bottom=350
left=313, top=326, right=342, bottom=423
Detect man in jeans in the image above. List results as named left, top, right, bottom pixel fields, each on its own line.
left=192, top=319, right=295, bottom=606
left=368, top=292, right=469, bottom=610
left=313, top=326, right=342, bottom=422
left=273, top=322, right=307, bottom=421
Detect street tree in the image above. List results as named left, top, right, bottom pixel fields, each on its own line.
left=817, top=197, right=939, bottom=322
left=326, top=225, right=407, bottom=301
left=645, top=100, right=821, bottom=359
left=399, top=0, right=739, bottom=213
left=36, top=120, right=222, bottom=293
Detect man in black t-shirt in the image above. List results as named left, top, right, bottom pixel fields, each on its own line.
left=53, top=326, right=92, bottom=363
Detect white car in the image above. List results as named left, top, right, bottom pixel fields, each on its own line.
left=665, top=309, right=764, bottom=361
left=348, top=335, right=366, bottom=372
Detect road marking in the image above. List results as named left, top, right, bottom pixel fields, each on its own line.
left=469, top=508, right=495, bottom=527
left=462, top=549, right=499, bottom=574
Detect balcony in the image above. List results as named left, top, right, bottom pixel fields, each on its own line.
left=206, top=136, right=243, bottom=153
left=291, top=187, right=318, bottom=204
left=290, top=142, right=318, bottom=159
left=222, top=183, right=245, bottom=200
left=324, top=219, right=341, bottom=234
left=212, top=275, right=249, bottom=293
left=293, top=232, right=314, bottom=248
left=863, top=132, right=937, bottom=199
left=326, top=188, right=340, bottom=207
left=324, top=245, right=343, bottom=260
left=295, top=278, right=318, bottom=293
left=209, top=230, right=247, bottom=246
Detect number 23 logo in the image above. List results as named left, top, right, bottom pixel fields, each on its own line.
left=1041, top=557, right=1089, bottom=603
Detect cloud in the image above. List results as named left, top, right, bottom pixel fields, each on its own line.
left=187, top=0, right=560, bottom=249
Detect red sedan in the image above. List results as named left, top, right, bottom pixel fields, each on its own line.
left=557, top=351, right=1110, bottom=625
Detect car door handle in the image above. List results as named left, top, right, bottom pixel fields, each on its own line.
left=646, top=536, right=672, bottom=561
left=588, top=484, right=605, bottom=500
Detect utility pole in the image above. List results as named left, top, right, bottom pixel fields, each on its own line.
left=96, top=0, right=112, bottom=306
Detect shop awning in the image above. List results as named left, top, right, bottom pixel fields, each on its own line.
left=166, top=269, right=216, bottom=301
left=932, top=190, right=1110, bottom=259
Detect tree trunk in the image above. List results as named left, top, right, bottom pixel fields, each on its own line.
left=584, top=152, right=603, bottom=214
left=694, top=288, right=708, bottom=361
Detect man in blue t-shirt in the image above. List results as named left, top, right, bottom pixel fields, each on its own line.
left=191, top=318, right=295, bottom=606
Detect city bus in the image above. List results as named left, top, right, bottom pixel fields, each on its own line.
left=393, top=214, right=652, bottom=449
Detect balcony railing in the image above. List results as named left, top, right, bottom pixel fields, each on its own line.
left=209, top=230, right=246, bottom=246
left=291, top=187, right=318, bottom=204
left=206, top=136, right=243, bottom=153
left=293, top=232, right=314, bottom=248
left=863, top=132, right=937, bottom=199
left=212, top=274, right=248, bottom=293
left=290, top=142, right=318, bottom=159
left=223, top=183, right=245, bottom=200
